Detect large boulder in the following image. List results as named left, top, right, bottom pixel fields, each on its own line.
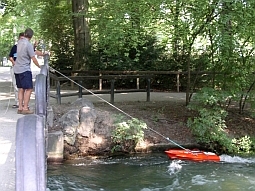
left=58, top=98, right=115, bottom=158
left=78, top=106, right=97, bottom=137
left=60, top=109, right=79, bottom=145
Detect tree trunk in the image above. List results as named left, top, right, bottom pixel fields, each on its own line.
left=186, top=49, right=191, bottom=106
left=172, top=0, right=180, bottom=63
left=72, top=0, right=91, bottom=71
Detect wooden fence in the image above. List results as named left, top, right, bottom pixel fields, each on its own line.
left=49, top=73, right=152, bottom=104
left=49, top=70, right=221, bottom=104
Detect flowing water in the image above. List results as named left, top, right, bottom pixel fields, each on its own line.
left=47, top=153, right=255, bottom=191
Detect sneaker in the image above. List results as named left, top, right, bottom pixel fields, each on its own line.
left=12, top=105, right=18, bottom=108
left=17, top=110, right=22, bottom=114
left=21, top=109, right=34, bottom=115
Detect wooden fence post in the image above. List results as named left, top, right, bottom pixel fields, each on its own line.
left=56, top=80, right=61, bottom=104
left=99, top=72, right=102, bottom=90
left=78, top=80, right=83, bottom=98
left=146, top=77, right=150, bottom=102
left=110, top=79, right=115, bottom=103
left=177, top=72, right=180, bottom=92
left=71, top=72, right=74, bottom=89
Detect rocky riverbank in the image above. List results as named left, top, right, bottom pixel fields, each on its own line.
left=50, top=98, right=198, bottom=159
left=50, top=93, right=255, bottom=160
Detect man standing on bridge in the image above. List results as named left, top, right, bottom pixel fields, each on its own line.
left=13, top=28, right=41, bottom=114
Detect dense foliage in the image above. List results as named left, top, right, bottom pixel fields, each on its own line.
left=188, top=88, right=255, bottom=154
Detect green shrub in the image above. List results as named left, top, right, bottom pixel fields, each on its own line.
left=111, top=115, right=147, bottom=153
left=187, top=88, right=237, bottom=153
left=187, top=107, right=237, bottom=153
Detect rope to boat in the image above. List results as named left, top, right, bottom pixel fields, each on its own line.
left=148, top=128, right=188, bottom=151
left=49, top=67, right=189, bottom=151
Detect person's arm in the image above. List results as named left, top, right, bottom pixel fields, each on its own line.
left=27, top=43, right=40, bottom=68
left=9, top=45, right=16, bottom=66
left=31, top=56, right=41, bottom=68
left=9, top=57, right=15, bottom=66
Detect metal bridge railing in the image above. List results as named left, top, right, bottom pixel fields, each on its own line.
left=15, top=55, right=50, bottom=191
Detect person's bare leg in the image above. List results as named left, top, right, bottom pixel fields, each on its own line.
left=23, top=88, right=33, bottom=110
left=10, top=67, right=19, bottom=106
left=18, top=88, right=24, bottom=111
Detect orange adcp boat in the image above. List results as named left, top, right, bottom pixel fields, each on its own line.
left=165, top=149, right=220, bottom=162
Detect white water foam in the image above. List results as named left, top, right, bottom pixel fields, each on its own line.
left=167, top=160, right=183, bottom=175
left=219, top=154, right=255, bottom=163
left=191, top=174, right=218, bottom=185
left=140, top=178, right=181, bottom=191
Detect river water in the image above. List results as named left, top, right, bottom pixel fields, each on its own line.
left=47, top=153, right=255, bottom=191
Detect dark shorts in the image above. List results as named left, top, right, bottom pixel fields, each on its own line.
left=15, top=71, right=33, bottom=89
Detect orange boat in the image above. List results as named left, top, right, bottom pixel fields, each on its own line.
left=165, top=149, right=220, bottom=162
